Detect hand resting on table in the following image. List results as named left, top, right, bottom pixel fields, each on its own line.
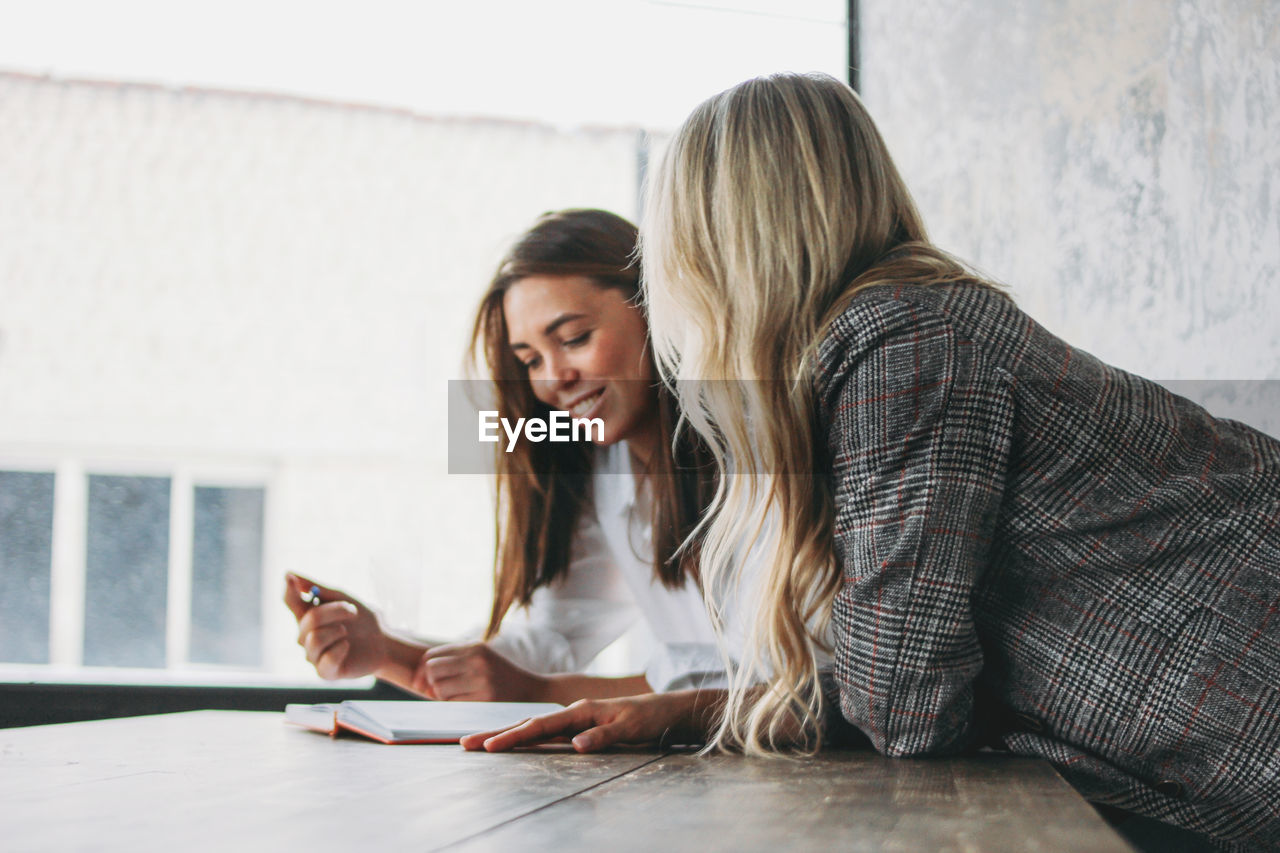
left=459, top=689, right=723, bottom=752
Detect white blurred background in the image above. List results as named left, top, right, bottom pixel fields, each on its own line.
left=0, top=0, right=849, bottom=683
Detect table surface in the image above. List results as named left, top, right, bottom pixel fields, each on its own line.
left=1, top=710, right=1132, bottom=852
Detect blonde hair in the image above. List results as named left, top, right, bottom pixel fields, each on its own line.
left=641, top=72, right=989, bottom=753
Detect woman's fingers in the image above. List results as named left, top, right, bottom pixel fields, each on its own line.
left=444, top=691, right=505, bottom=703
left=458, top=719, right=544, bottom=752
left=569, top=724, right=627, bottom=753
left=427, top=669, right=503, bottom=701
left=419, top=644, right=506, bottom=701
left=296, top=601, right=360, bottom=679
left=296, top=601, right=358, bottom=642
left=426, top=674, right=474, bottom=701
left=301, top=623, right=347, bottom=664
left=410, top=660, right=434, bottom=697
left=458, top=726, right=510, bottom=750
left=461, top=693, right=707, bottom=752
left=462, top=704, right=600, bottom=752
left=421, top=653, right=467, bottom=682
left=282, top=573, right=313, bottom=620
left=421, top=643, right=485, bottom=674
left=283, top=573, right=349, bottom=620
left=418, top=651, right=465, bottom=698
left=421, top=642, right=466, bottom=659
left=315, top=639, right=352, bottom=680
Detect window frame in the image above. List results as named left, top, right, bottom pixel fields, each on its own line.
left=0, top=456, right=277, bottom=672
left=0, top=456, right=399, bottom=727
left=0, top=679, right=409, bottom=729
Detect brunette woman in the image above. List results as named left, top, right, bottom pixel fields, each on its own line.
left=285, top=209, right=722, bottom=705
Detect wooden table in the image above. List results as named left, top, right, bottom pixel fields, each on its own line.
left=1, top=711, right=1131, bottom=851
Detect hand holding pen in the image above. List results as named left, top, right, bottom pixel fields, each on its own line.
left=283, top=573, right=390, bottom=682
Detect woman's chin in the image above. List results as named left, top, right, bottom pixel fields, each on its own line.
left=590, top=430, right=624, bottom=448
left=581, top=408, right=622, bottom=447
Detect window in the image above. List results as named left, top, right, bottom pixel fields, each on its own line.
left=84, top=474, right=171, bottom=668
left=190, top=486, right=265, bottom=667
left=0, top=471, right=55, bottom=664
left=0, top=465, right=268, bottom=675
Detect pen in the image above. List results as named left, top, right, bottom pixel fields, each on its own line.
left=301, top=584, right=322, bottom=607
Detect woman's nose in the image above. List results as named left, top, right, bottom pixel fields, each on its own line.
left=534, top=356, right=579, bottom=392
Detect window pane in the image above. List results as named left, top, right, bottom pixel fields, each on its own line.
left=190, top=486, right=265, bottom=666
left=84, top=475, right=170, bottom=668
left=0, top=471, right=56, bottom=663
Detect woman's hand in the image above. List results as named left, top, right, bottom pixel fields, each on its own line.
left=413, top=642, right=548, bottom=702
left=283, top=573, right=394, bottom=682
left=459, top=690, right=721, bottom=753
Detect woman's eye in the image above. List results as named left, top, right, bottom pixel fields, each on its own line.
left=520, top=356, right=541, bottom=370
left=563, top=332, right=591, bottom=347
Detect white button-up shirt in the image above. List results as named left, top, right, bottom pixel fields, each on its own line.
left=487, top=442, right=730, bottom=691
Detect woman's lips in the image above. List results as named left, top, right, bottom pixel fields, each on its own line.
left=567, top=387, right=605, bottom=418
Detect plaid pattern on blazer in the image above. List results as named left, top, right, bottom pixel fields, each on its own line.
left=816, top=282, right=1280, bottom=849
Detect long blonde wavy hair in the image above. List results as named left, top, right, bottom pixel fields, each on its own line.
left=641, top=72, right=989, bottom=753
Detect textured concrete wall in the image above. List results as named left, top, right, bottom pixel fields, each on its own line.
left=860, top=0, right=1280, bottom=414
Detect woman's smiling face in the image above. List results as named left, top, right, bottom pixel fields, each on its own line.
left=503, top=274, right=658, bottom=452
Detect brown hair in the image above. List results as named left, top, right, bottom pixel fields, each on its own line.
left=470, top=209, right=713, bottom=639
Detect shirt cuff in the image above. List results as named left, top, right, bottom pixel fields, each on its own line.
left=644, top=642, right=730, bottom=692
left=484, top=627, right=576, bottom=675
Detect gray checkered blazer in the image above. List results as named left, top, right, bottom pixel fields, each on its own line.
left=816, top=282, right=1280, bottom=849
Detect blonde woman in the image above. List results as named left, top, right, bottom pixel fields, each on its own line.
left=463, top=74, right=1280, bottom=850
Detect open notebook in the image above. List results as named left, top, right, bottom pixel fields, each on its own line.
left=285, top=700, right=563, bottom=744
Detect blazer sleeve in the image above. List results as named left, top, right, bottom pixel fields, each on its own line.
left=821, top=295, right=1013, bottom=757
